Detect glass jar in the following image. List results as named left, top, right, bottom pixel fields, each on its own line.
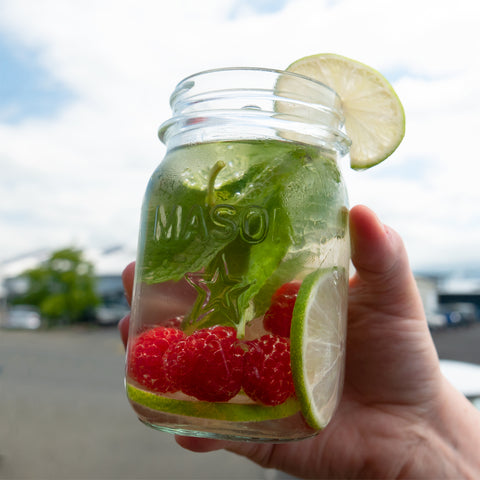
left=125, top=67, right=351, bottom=442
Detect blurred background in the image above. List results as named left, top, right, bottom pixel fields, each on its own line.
left=1, top=0, right=480, bottom=478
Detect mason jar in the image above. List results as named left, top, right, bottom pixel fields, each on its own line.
left=125, top=67, right=351, bottom=442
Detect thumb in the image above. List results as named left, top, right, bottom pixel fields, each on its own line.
left=349, top=205, right=424, bottom=319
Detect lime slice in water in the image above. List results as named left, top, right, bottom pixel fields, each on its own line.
left=290, top=267, right=348, bottom=429
left=127, top=384, right=301, bottom=422
left=284, top=53, right=405, bottom=170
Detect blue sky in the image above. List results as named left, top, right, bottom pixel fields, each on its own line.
left=0, top=33, right=72, bottom=123
left=0, top=0, right=479, bottom=273
left=0, top=0, right=287, bottom=122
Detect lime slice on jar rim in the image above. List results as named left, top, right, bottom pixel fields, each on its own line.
left=290, top=267, right=348, bottom=429
left=283, top=53, right=405, bottom=170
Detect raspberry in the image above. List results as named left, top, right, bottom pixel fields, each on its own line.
left=263, top=281, right=301, bottom=337
left=243, top=334, right=295, bottom=406
left=128, top=326, right=185, bottom=393
left=164, top=326, right=244, bottom=402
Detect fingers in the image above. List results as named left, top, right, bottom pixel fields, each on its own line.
left=118, top=262, right=135, bottom=348
left=118, top=314, right=129, bottom=348
left=118, top=261, right=197, bottom=348
left=175, top=436, right=227, bottom=453
left=349, top=205, right=424, bottom=319
left=122, top=261, right=135, bottom=305
left=350, top=204, right=405, bottom=280
left=347, top=205, right=440, bottom=406
left=174, top=435, right=274, bottom=469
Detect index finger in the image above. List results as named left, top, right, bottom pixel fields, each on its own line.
left=122, top=261, right=136, bottom=305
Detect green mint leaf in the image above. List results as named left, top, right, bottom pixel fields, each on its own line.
left=138, top=140, right=346, bottom=337
left=139, top=141, right=306, bottom=285
left=182, top=202, right=292, bottom=335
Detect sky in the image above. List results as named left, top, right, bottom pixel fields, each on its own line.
left=0, top=0, right=479, bottom=274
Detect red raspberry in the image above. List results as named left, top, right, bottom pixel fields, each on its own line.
left=128, top=326, right=185, bottom=393
left=164, top=326, right=244, bottom=402
left=263, top=281, right=301, bottom=337
left=243, top=334, right=295, bottom=406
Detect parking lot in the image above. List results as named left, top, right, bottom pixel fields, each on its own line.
left=0, top=327, right=270, bottom=480
left=1, top=323, right=479, bottom=480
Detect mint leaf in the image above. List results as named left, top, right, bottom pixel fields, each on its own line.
left=182, top=201, right=292, bottom=335
left=138, top=140, right=346, bottom=337
left=139, top=180, right=226, bottom=283
left=140, top=141, right=306, bottom=285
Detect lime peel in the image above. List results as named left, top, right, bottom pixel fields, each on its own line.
left=127, top=383, right=301, bottom=422
left=290, top=267, right=348, bottom=429
left=285, top=53, right=405, bottom=170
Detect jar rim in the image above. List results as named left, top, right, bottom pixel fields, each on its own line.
left=171, top=66, right=341, bottom=103
left=158, top=66, right=351, bottom=155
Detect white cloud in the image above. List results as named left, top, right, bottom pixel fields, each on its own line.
left=0, top=0, right=479, bottom=272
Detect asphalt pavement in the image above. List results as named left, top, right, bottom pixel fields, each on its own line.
left=1, top=322, right=479, bottom=480
left=0, top=327, right=274, bottom=480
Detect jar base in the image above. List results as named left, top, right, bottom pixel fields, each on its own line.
left=130, top=399, right=319, bottom=443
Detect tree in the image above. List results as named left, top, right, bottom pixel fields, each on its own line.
left=13, top=247, right=100, bottom=326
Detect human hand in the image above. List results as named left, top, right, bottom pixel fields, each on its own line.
left=119, top=205, right=480, bottom=479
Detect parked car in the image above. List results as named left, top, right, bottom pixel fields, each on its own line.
left=4, top=305, right=41, bottom=329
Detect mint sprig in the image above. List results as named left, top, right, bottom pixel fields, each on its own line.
left=139, top=141, right=345, bottom=336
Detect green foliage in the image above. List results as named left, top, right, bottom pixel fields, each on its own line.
left=13, top=247, right=100, bottom=326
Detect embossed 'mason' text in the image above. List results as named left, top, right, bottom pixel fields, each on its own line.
left=153, top=203, right=277, bottom=245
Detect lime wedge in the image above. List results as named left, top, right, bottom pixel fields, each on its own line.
left=127, top=383, right=301, bottom=422
left=290, top=267, right=348, bottom=429
left=285, top=53, right=405, bottom=169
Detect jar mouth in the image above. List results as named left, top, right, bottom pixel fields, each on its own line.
left=158, top=67, right=351, bottom=155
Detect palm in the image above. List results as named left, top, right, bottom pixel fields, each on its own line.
left=240, top=271, right=442, bottom=479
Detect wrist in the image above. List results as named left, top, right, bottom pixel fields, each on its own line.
left=408, top=378, right=480, bottom=479
left=438, top=378, right=480, bottom=478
